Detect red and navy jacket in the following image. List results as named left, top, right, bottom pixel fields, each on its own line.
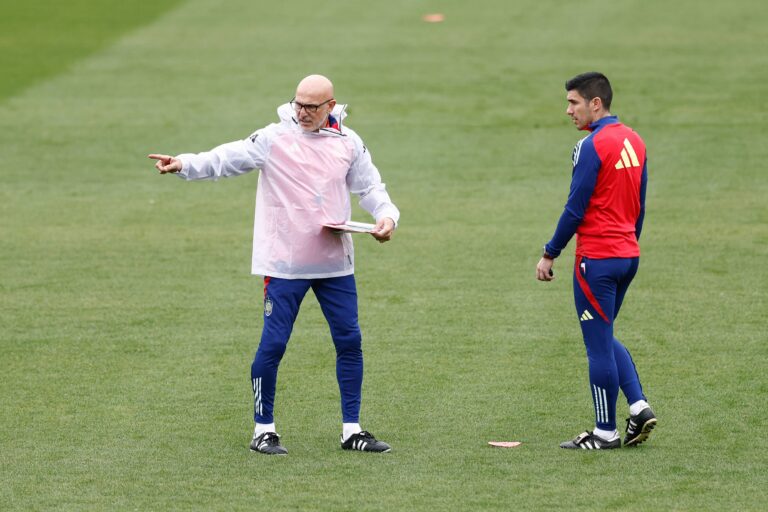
left=545, top=116, right=647, bottom=259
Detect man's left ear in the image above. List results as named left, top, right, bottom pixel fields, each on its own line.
left=590, top=97, right=602, bottom=112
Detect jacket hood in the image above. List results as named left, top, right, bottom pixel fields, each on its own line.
left=277, top=102, right=349, bottom=135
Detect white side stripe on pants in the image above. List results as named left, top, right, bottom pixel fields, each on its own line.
left=592, top=384, right=609, bottom=424
left=253, top=377, right=262, bottom=417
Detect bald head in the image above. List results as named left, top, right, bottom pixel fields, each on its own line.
left=293, top=75, right=337, bottom=132
left=296, top=74, right=334, bottom=100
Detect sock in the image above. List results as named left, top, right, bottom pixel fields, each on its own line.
left=342, top=423, right=362, bottom=441
left=593, top=427, right=619, bottom=441
left=629, top=400, right=650, bottom=416
left=254, top=422, right=276, bottom=437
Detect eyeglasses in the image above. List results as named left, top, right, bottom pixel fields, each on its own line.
left=290, top=98, right=333, bottom=113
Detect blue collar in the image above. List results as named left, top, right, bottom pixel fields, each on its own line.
left=588, top=115, right=619, bottom=131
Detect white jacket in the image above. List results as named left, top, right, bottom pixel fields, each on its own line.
left=175, top=103, right=400, bottom=279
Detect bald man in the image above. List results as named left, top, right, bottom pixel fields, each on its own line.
left=149, top=75, right=399, bottom=455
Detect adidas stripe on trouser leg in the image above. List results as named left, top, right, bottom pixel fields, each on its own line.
left=573, top=256, right=645, bottom=430
left=251, top=276, right=310, bottom=424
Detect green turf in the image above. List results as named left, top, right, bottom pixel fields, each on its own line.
left=1, top=0, right=767, bottom=510
left=0, top=0, right=185, bottom=102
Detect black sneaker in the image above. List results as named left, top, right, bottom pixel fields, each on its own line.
left=250, top=431, right=288, bottom=455
left=341, top=431, right=391, bottom=453
left=560, top=430, right=621, bottom=450
left=624, top=407, right=657, bottom=446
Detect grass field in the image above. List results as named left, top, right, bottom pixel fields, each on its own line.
left=2, top=0, right=767, bottom=510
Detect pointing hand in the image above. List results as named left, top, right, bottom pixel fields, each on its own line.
left=148, top=154, right=182, bottom=174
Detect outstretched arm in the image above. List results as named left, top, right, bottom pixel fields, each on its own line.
left=147, top=127, right=273, bottom=181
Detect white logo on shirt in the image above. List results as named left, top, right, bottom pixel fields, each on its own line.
left=572, top=137, right=587, bottom=166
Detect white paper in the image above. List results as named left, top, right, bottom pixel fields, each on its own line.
left=323, top=221, right=376, bottom=234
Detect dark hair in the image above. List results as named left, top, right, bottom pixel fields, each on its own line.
left=565, top=72, right=612, bottom=110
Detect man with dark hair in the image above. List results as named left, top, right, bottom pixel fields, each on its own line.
left=565, top=72, right=613, bottom=110
left=536, top=72, right=656, bottom=450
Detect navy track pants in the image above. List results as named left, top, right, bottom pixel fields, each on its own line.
left=573, top=255, right=646, bottom=430
left=251, top=274, right=363, bottom=424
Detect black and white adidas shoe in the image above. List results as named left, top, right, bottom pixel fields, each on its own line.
left=560, top=430, right=621, bottom=450
left=341, top=431, right=391, bottom=453
left=624, top=407, right=657, bottom=446
left=250, top=431, right=288, bottom=455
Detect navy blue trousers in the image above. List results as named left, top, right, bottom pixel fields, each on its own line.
left=251, top=274, right=363, bottom=424
left=573, top=256, right=646, bottom=431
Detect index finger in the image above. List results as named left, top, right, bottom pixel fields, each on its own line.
left=147, top=153, right=169, bottom=161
